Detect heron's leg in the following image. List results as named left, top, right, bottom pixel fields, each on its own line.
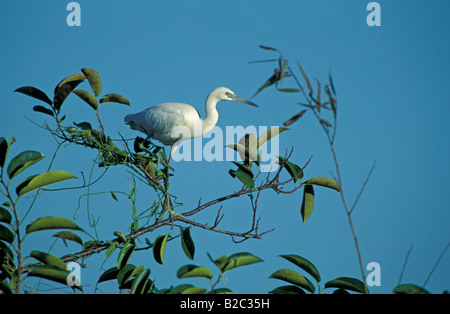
left=141, top=134, right=166, bottom=159
left=143, top=134, right=157, bottom=147
left=167, top=144, right=179, bottom=166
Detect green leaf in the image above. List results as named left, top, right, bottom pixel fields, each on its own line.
left=7, top=150, right=44, bottom=179
left=208, top=288, right=234, bottom=294
left=269, top=285, right=306, bottom=294
left=16, top=170, right=77, bottom=197
left=319, top=118, right=333, bottom=128
left=73, top=89, right=99, bottom=110
left=0, top=224, right=14, bottom=244
left=117, top=264, right=140, bottom=288
left=300, top=185, right=314, bottom=223
left=166, top=284, right=194, bottom=294
left=56, top=73, right=86, bottom=88
left=259, top=45, right=278, bottom=51
left=324, top=277, right=366, bottom=294
left=279, top=60, right=289, bottom=86
left=74, top=121, right=92, bottom=131
left=0, top=206, right=12, bottom=224
left=153, top=233, right=169, bottom=264
left=229, top=170, right=254, bottom=191
left=14, top=86, right=53, bottom=106
left=278, top=156, right=303, bottom=183
left=208, top=253, right=228, bottom=271
left=99, top=93, right=130, bottom=106
left=166, top=284, right=205, bottom=294
left=182, top=287, right=207, bottom=294
left=257, top=127, right=288, bottom=149
left=117, top=242, right=135, bottom=269
left=26, top=216, right=84, bottom=235
left=392, top=284, right=429, bottom=294
left=0, top=240, right=14, bottom=263
left=130, top=265, right=145, bottom=277
left=73, top=122, right=92, bottom=131
left=110, top=190, right=118, bottom=201
left=226, top=143, right=258, bottom=163
left=104, top=242, right=117, bottom=258
left=53, top=73, right=86, bottom=111
left=222, top=252, right=263, bottom=273
left=180, top=227, right=195, bottom=260
left=97, top=267, right=119, bottom=284
left=332, top=288, right=350, bottom=294
left=304, top=176, right=340, bottom=192
left=326, top=85, right=337, bottom=115
left=231, top=161, right=254, bottom=178
left=177, top=264, right=213, bottom=280
left=29, top=250, right=67, bottom=270
left=81, top=68, right=102, bottom=97
left=284, top=110, right=306, bottom=127
left=269, top=269, right=315, bottom=294
left=27, top=265, right=82, bottom=292
left=238, top=133, right=258, bottom=162
left=253, top=71, right=284, bottom=98
left=33, top=105, right=55, bottom=117
left=297, top=62, right=312, bottom=95
left=0, top=279, right=12, bottom=294
left=0, top=137, right=10, bottom=168
left=279, top=254, right=321, bottom=283
left=114, top=231, right=127, bottom=243
left=130, top=268, right=151, bottom=294
left=52, top=231, right=83, bottom=246
left=329, top=68, right=336, bottom=96
left=277, top=88, right=300, bottom=93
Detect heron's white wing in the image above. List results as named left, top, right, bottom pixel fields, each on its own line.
left=145, top=104, right=185, bottom=132
left=145, top=103, right=201, bottom=144
left=125, top=102, right=201, bottom=145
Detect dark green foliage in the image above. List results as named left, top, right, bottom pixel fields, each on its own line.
left=0, top=136, right=82, bottom=293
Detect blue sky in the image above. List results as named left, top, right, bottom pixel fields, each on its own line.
left=1, top=1, right=449, bottom=294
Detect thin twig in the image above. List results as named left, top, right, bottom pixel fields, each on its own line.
left=20, top=159, right=298, bottom=273
left=212, top=206, right=224, bottom=228
left=398, top=244, right=414, bottom=285
left=423, top=242, right=450, bottom=288
left=282, top=56, right=369, bottom=292
left=350, top=161, right=377, bottom=215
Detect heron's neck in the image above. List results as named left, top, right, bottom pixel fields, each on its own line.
left=201, top=96, right=219, bottom=135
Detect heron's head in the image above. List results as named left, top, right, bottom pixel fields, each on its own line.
left=212, top=87, right=259, bottom=107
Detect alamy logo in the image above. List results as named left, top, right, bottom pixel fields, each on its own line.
left=170, top=125, right=282, bottom=172
left=366, top=2, right=381, bottom=27
left=66, top=2, right=81, bottom=27
left=66, top=262, right=81, bottom=287
left=366, top=262, right=381, bottom=287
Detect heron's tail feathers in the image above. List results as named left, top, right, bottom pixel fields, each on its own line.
left=124, top=113, right=151, bottom=136
left=124, top=113, right=140, bottom=131
left=124, top=114, right=134, bottom=125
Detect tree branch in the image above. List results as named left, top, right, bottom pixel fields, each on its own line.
left=20, top=160, right=301, bottom=273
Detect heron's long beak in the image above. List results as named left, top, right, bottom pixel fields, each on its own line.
left=230, top=94, right=259, bottom=107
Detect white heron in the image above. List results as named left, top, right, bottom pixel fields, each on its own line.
left=124, top=87, right=258, bottom=159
